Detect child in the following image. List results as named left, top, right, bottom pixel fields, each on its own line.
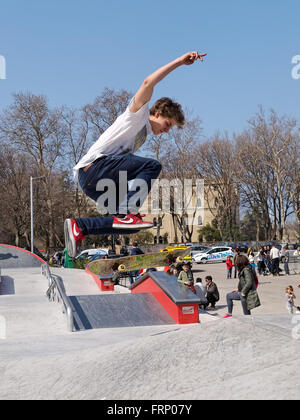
left=225, top=256, right=233, bottom=278
left=64, top=51, right=207, bottom=258
left=285, top=286, right=300, bottom=314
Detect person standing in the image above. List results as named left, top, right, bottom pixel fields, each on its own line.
left=225, top=256, right=233, bottom=279
left=270, top=244, right=280, bottom=276
left=280, top=246, right=290, bottom=275
left=256, top=247, right=265, bottom=275
left=285, top=286, right=300, bottom=314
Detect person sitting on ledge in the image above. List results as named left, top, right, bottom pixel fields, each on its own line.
left=177, top=263, right=196, bottom=293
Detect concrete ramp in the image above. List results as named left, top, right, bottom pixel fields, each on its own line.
left=0, top=244, right=44, bottom=269
left=69, top=293, right=175, bottom=330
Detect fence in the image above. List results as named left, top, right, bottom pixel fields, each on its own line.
left=286, top=256, right=300, bottom=275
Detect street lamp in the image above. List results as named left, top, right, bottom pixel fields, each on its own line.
left=30, top=176, right=45, bottom=254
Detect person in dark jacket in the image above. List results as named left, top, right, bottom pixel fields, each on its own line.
left=224, top=255, right=260, bottom=318
left=203, top=276, right=220, bottom=310
left=128, top=242, right=144, bottom=284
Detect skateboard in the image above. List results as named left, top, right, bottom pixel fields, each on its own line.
left=87, top=247, right=192, bottom=275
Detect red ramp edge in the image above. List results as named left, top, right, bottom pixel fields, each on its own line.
left=0, top=244, right=45, bottom=263
left=85, top=266, right=114, bottom=291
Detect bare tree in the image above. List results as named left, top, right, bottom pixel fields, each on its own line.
left=147, top=113, right=203, bottom=242
left=195, top=135, right=240, bottom=241
left=0, top=145, right=35, bottom=246
left=236, top=108, right=298, bottom=240
left=0, top=93, right=66, bottom=248
left=82, top=87, right=133, bottom=141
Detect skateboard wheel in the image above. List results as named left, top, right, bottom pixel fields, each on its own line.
left=118, top=264, right=126, bottom=272
left=176, top=256, right=184, bottom=263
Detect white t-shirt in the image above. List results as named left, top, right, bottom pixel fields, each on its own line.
left=270, top=247, right=280, bottom=259
left=194, top=283, right=208, bottom=303
left=73, top=98, right=153, bottom=179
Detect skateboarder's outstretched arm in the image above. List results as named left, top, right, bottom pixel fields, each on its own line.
left=130, top=51, right=207, bottom=113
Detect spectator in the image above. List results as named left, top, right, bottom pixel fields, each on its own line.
left=128, top=242, right=144, bottom=284
left=224, top=255, right=261, bottom=318
left=256, top=248, right=266, bottom=275
left=120, top=246, right=129, bottom=256
left=171, top=266, right=179, bottom=277
left=262, top=246, right=271, bottom=274
left=203, top=276, right=219, bottom=310
left=177, top=263, right=194, bottom=287
left=285, top=286, right=300, bottom=314
left=247, top=247, right=254, bottom=257
left=194, top=278, right=208, bottom=308
left=225, top=256, right=233, bottom=279
left=249, top=254, right=257, bottom=273
left=280, top=246, right=290, bottom=275
left=270, top=244, right=280, bottom=276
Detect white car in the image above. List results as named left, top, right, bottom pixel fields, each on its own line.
left=75, top=248, right=109, bottom=261
left=193, top=246, right=234, bottom=264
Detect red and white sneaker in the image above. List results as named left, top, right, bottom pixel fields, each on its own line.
left=64, top=218, right=86, bottom=258
left=112, top=213, right=153, bottom=230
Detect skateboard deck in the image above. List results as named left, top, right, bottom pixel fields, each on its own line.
left=87, top=247, right=192, bottom=275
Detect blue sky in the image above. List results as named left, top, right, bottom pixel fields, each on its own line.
left=0, top=0, right=299, bottom=138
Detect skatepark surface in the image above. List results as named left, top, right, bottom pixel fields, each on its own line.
left=1, top=245, right=300, bottom=400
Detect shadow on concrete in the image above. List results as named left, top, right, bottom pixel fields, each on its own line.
left=0, top=276, right=15, bottom=295
left=0, top=245, right=43, bottom=269
left=0, top=253, right=18, bottom=261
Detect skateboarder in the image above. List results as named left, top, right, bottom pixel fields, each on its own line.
left=65, top=51, right=207, bottom=257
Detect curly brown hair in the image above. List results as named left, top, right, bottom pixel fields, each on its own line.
left=150, top=97, right=185, bottom=128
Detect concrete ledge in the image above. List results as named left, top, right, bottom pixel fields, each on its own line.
left=131, top=271, right=201, bottom=305
left=130, top=271, right=200, bottom=324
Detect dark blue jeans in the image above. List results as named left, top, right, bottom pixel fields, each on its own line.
left=76, top=153, right=162, bottom=236
left=226, top=291, right=251, bottom=315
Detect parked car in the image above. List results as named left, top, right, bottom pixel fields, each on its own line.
left=192, top=246, right=234, bottom=264
left=75, top=248, right=109, bottom=262
left=190, top=245, right=212, bottom=258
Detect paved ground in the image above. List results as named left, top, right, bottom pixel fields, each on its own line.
left=0, top=259, right=300, bottom=400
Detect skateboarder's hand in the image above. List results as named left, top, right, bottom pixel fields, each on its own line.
left=179, top=51, right=207, bottom=65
